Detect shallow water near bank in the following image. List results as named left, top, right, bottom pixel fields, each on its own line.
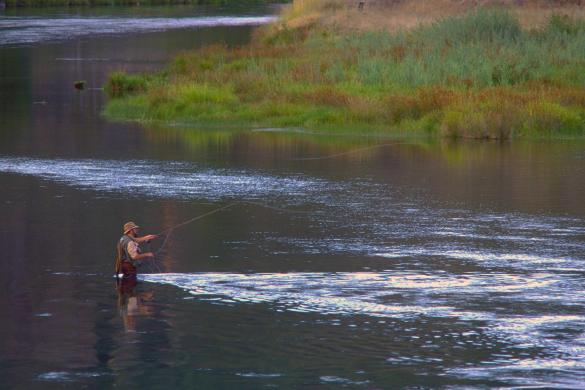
left=1, top=4, right=585, bottom=389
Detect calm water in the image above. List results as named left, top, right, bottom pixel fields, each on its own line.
left=1, top=5, right=585, bottom=389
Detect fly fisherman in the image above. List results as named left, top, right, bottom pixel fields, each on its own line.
left=115, top=221, right=158, bottom=277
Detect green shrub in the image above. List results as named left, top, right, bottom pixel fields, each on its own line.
left=417, top=8, right=521, bottom=45
left=522, top=101, right=584, bottom=136
left=106, top=72, right=149, bottom=98
left=547, top=14, right=584, bottom=35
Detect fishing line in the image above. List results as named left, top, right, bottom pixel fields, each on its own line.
left=142, top=140, right=418, bottom=268
left=157, top=202, right=240, bottom=236
left=148, top=140, right=417, bottom=264
left=290, top=141, right=416, bottom=161
left=240, top=200, right=313, bottom=215
left=134, top=141, right=418, bottom=274
left=150, top=254, right=162, bottom=273
left=151, top=200, right=312, bottom=259
left=143, top=239, right=162, bottom=273
left=154, top=231, right=172, bottom=257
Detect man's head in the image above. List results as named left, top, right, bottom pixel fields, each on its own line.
left=123, top=221, right=140, bottom=237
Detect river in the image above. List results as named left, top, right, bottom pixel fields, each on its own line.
left=1, top=4, right=585, bottom=389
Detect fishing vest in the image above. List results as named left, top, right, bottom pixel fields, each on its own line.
left=119, top=235, right=137, bottom=263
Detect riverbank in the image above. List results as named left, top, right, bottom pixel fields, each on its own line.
left=105, top=0, right=585, bottom=139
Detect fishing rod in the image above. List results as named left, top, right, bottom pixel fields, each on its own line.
left=157, top=202, right=240, bottom=237
left=145, top=200, right=312, bottom=271
left=143, top=238, right=162, bottom=273
left=129, top=141, right=418, bottom=274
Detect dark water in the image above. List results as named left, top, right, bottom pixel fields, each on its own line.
left=1, top=5, right=585, bottom=389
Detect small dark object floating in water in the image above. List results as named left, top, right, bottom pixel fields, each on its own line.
left=74, top=81, right=86, bottom=90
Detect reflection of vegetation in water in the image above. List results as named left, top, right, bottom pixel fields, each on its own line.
left=425, top=139, right=585, bottom=179
left=144, top=123, right=585, bottom=173
left=143, top=123, right=438, bottom=162
left=144, top=124, right=241, bottom=156
left=106, top=2, right=585, bottom=139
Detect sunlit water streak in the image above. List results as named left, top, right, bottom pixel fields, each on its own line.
left=141, top=271, right=585, bottom=385
left=448, top=328, right=585, bottom=389
left=0, top=156, right=335, bottom=201
left=37, top=371, right=109, bottom=382
left=139, top=271, right=581, bottom=319
left=0, top=15, right=277, bottom=45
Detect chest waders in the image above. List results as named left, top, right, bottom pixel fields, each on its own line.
left=115, top=235, right=136, bottom=276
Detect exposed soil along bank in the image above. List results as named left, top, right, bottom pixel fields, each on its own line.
left=105, top=0, right=585, bottom=139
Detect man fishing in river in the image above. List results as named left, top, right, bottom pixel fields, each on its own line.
left=114, top=221, right=158, bottom=278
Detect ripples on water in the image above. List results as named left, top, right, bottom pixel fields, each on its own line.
left=0, top=156, right=330, bottom=200
left=138, top=271, right=571, bottom=320
left=137, top=270, right=585, bottom=383
left=2, top=155, right=585, bottom=386
left=0, top=15, right=276, bottom=45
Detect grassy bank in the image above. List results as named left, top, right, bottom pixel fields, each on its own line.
left=105, top=0, right=585, bottom=139
left=4, top=0, right=280, bottom=7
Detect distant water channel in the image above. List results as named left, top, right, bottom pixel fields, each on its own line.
left=1, top=5, right=585, bottom=389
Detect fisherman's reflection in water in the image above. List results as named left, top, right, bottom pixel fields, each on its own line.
left=116, top=274, right=155, bottom=332
left=114, top=220, right=159, bottom=331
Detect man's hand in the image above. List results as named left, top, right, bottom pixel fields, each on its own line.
left=137, top=234, right=158, bottom=243
left=136, top=252, right=155, bottom=260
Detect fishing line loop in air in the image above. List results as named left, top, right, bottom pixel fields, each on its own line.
left=144, top=141, right=419, bottom=269
left=150, top=200, right=313, bottom=263
left=290, top=141, right=416, bottom=161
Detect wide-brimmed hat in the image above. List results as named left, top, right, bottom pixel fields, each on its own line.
left=123, top=221, right=140, bottom=234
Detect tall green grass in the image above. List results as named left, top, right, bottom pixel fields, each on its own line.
left=105, top=8, right=585, bottom=138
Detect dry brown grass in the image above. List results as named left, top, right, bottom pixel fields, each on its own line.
left=512, top=5, right=585, bottom=28
left=282, top=0, right=585, bottom=33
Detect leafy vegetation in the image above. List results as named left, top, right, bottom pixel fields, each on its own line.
left=105, top=3, right=585, bottom=139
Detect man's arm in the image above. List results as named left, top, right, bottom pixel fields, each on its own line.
left=127, top=240, right=155, bottom=261
left=133, top=252, right=155, bottom=260
left=134, top=234, right=158, bottom=244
